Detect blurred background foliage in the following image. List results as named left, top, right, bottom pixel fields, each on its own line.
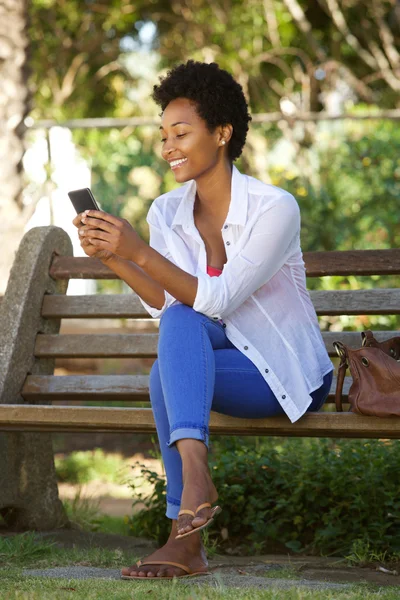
left=26, top=0, right=400, bottom=329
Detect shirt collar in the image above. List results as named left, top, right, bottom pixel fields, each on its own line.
left=171, top=164, right=248, bottom=231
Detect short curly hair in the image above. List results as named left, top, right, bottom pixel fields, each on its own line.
left=151, top=60, right=252, bottom=163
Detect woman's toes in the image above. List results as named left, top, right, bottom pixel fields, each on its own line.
left=121, top=566, right=138, bottom=577
left=192, top=515, right=207, bottom=527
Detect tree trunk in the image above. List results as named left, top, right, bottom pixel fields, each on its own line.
left=0, top=0, right=32, bottom=294
left=0, top=0, right=68, bottom=530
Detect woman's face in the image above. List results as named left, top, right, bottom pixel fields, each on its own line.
left=159, top=97, right=229, bottom=182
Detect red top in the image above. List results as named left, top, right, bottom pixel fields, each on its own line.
left=207, top=265, right=223, bottom=277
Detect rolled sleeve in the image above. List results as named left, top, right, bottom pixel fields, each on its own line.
left=139, top=290, right=179, bottom=320
left=193, top=194, right=300, bottom=319
left=137, top=205, right=179, bottom=319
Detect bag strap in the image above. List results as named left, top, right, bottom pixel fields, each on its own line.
left=333, top=341, right=348, bottom=412
left=361, top=330, right=375, bottom=346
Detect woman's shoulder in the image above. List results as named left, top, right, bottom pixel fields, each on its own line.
left=147, top=182, right=190, bottom=226
left=246, top=173, right=295, bottom=202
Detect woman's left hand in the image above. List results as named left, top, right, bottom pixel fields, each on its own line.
left=78, top=210, right=146, bottom=263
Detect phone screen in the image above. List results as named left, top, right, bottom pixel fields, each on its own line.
left=68, top=188, right=100, bottom=214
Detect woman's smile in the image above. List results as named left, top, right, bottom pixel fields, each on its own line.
left=170, top=158, right=188, bottom=170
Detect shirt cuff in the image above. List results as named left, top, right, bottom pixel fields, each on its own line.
left=139, top=291, right=176, bottom=319
left=192, top=271, right=220, bottom=319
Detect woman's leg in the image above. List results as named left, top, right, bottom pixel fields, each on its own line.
left=153, top=304, right=332, bottom=523
left=123, top=305, right=332, bottom=577
left=121, top=304, right=229, bottom=578
left=155, top=304, right=230, bottom=534
left=212, top=349, right=333, bottom=417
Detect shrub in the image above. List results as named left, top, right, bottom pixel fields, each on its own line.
left=127, top=436, right=400, bottom=558
left=55, top=449, right=127, bottom=484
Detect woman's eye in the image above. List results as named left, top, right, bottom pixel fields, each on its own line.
left=161, top=134, right=186, bottom=142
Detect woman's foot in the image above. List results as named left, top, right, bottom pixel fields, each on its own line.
left=121, top=521, right=208, bottom=578
left=176, top=455, right=218, bottom=537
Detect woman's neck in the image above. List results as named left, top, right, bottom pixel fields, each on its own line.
left=194, top=161, right=232, bottom=222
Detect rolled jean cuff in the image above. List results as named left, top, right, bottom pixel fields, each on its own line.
left=166, top=495, right=181, bottom=520
left=167, top=426, right=209, bottom=449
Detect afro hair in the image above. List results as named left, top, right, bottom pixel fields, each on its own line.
left=151, top=60, right=252, bottom=163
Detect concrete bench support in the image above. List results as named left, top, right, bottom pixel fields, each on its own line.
left=0, top=227, right=72, bottom=529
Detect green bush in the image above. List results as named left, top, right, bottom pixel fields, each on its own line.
left=55, top=449, right=127, bottom=484
left=127, top=436, right=400, bottom=559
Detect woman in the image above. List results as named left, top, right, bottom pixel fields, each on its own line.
left=74, top=60, right=334, bottom=580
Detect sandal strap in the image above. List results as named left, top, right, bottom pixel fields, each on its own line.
left=178, top=509, right=195, bottom=517
left=138, top=560, right=191, bottom=574
left=178, top=502, right=212, bottom=518
left=196, top=502, right=211, bottom=514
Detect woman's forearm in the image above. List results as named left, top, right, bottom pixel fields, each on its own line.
left=135, top=245, right=198, bottom=307
left=102, top=255, right=166, bottom=310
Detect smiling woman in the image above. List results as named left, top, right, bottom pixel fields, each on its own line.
left=72, top=59, right=334, bottom=582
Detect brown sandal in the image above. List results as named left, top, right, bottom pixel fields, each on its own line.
left=175, top=502, right=222, bottom=539
left=121, top=559, right=210, bottom=580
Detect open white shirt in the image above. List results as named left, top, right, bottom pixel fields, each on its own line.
left=139, top=165, right=334, bottom=423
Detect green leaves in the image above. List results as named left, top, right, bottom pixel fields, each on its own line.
left=127, top=437, right=400, bottom=560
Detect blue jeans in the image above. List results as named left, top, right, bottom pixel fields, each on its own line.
left=150, top=304, right=333, bottom=519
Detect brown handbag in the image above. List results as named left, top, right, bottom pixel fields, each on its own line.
left=333, top=330, right=400, bottom=416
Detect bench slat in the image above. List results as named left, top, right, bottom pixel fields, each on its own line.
left=49, top=249, right=400, bottom=280
left=41, top=289, right=400, bottom=319
left=21, top=374, right=351, bottom=401
left=0, top=405, right=399, bottom=438
left=33, top=330, right=397, bottom=358
left=311, top=289, right=400, bottom=315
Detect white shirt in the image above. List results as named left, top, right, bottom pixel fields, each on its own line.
left=139, top=165, right=334, bottom=423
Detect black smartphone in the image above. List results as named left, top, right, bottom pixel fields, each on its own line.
left=68, top=188, right=100, bottom=214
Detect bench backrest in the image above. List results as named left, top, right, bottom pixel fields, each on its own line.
left=1, top=226, right=399, bottom=408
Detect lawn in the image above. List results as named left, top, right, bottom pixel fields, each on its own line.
left=1, top=534, right=399, bottom=600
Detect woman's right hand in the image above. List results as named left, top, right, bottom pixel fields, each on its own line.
left=72, top=212, right=115, bottom=262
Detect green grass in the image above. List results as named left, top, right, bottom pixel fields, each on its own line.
left=1, top=571, right=400, bottom=600
left=61, top=489, right=131, bottom=536
left=1, top=534, right=400, bottom=599
left=0, top=533, right=136, bottom=570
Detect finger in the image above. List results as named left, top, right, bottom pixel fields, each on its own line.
left=72, top=213, right=86, bottom=227
left=81, top=216, right=114, bottom=233
left=80, top=228, right=112, bottom=243
left=87, top=238, right=112, bottom=251
left=84, top=210, right=122, bottom=228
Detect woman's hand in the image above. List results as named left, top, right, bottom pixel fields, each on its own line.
left=74, top=210, right=147, bottom=263
left=72, top=211, right=115, bottom=261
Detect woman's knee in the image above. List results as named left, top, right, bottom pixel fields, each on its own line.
left=160, top=303, right=200, bottom=330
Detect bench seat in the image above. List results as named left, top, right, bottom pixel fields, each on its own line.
left=0, top=404, right=399, bottom=438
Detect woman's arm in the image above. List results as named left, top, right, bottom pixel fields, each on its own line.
left=101, top=254, right=166, bottom=310
left=79, top=209, right=198, bottom=308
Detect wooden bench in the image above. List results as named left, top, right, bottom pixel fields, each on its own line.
left=1, top=225, right=400, bottom=439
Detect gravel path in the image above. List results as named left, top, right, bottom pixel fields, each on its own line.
left=22, top=566, right=350, bottom=591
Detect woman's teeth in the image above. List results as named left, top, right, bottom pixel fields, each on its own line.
left=170, top=158, right=188, bottom=169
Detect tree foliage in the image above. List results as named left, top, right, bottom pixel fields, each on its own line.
left=26, top=0, right=400, bottom=271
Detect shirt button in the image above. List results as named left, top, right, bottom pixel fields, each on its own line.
left=226, top=241, right=231, bottom=246
left=223, top=324, right=226, bottom=328
left=224, top=225, right=228, bottom=229
left=265, top=369, right=269, bottom=373
left=244, top=345, right=248, bottom=350
left=282, top=395, right=286, bottom=399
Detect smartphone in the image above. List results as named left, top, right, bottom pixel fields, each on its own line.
left=68, top=188, right=100, bottom=214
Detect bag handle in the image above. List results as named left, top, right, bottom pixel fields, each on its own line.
left=333, top=341, right=348, bottom=412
